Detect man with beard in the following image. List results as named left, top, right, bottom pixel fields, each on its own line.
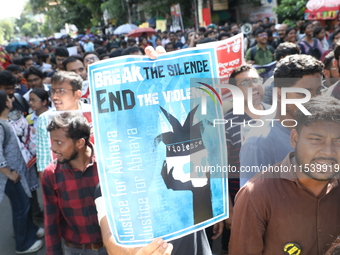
left=271, top=24, right=287, bottom=49
left=42, top=112, right=173, bottom=255
left=42, top=112, right=107, bottom=254
left=239, top=54, right=324, bottom=186
left=229, top=96, right=340, bottom=255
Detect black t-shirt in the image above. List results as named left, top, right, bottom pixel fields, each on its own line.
left=94, top=184, right=212, bottom=255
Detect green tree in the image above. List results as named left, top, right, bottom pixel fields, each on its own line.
left=0, top=20, right=15, bottom=42
left=29, top=0, right=104, bottom=34
left=275, top=0, right=308, bottom=26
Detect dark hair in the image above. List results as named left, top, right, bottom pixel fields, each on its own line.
left=164, top=42, right=175, bottom=50
left=99, top=53, right=109, bottom=60
left=0, top=70, right=16, bottom=86
left=24, top=66, right=44, bottom=79
left=204, top=30, right=215, bottom=38
left=30, top=88, right=50, bottom=106
left=229, top=64, right=258, bottom=85
left=109, top=48, right=123, bottom=58
left=95, top=47, right=107, bottom=56
left=83, top=51, right=99, bottom=60
left=285, top=27, right=296, bottom=36
left=0, top=90, right=8, bottom=114
left=274, top=54, right=324, bottom=88
left=47, top=112, right=90, bottom=144
left=254, top=28, right=266, bottom=37
left=197, top=38, right=217, bottom=44
left=302, top=21, right=313, bottom=33
left=274, top=42, right=300, bottom=61
left=62, top=56, right=84, bottom=71
left=323, top=51, right=335, bottom=70
left=331, top=29, right=340, bottom=43
left=122, top=46, right=141, bottom=56
left=55, top=47, right=69, bottom=57
left=6, top=64, right=22, bottom=73
left=313, top=26, right=324, bottom=37
left=218, top=32, right=232, bottom=40
left=22, top=56, right=33, bottom=65
left=295, top=96, right=340, bottom=133
left=334, top=41, right=340, bottom=61
left=12, top=58, right=22, bottom=66
left=198, top=27, right=206, bottom=33
left=51, top=71, right=82, bottom=91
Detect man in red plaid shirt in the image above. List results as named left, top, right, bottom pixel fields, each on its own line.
left=42, top=112, right=107, bottom=255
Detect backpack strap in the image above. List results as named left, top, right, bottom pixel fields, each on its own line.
left=251, top=46, right=257, bottom=61
left=0, top=120, right=10, bottom=148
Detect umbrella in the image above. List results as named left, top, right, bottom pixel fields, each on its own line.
left=5, top=41, right=31, bottom=53
left=114, top=24, right=138, bottom=35
left=74, top=34, right=85, bottom=39
left=127, top=27, right=157, bottom=38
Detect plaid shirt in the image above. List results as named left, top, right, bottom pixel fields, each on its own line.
left=42, top=147, right=102, bottom=255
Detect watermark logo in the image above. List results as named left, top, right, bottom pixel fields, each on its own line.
left=200, top=84, right=311, bottom=116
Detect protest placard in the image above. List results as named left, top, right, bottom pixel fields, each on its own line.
left=88, top=47, right=228, bottom=246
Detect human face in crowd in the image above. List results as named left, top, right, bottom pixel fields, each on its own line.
left=281, top=73, right=323, bottom=120
left=207, top=32, right=216, bottom=39
left=11, top=70, right=23, bottom=84
left=165, top=44, right=175, bottom=52
left=231, top=25, right=238, bottom=35
left=27, top=74, right=43, bottom=89
left=277, top=24, right=287, bottom=39
left=66, top=60, right=87, bottom=81
left=24, top=59, right=34, bottom=69
left=316, top=28, right=326, bottom=41
left=29, top=92, right=45, bottom=112
left=56, top=55, right=67, bottom=70
left=169, top=33, right=177, bottom=43
left=305, top=24, right=314, bottom=37
left=286, top=29, right=297, bottom=43
left=50, top=128, right=79, bottom=164
left=256, top=32, right=268, bottom=45
left=155, top=37, right=162, bottom=46
left=0, top=84, right=15, bottom=98
left=235, top=69, right=264, bottom=108
left=50, top=81, right=81, bottom=111
left=333, top=32, right=340, bottom=45
left=83, top=54, right=99, bottom=69
left=291, top=121, right=340, bottom=181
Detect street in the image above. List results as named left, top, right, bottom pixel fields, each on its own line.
left=0, top=186, right=46, bottom=255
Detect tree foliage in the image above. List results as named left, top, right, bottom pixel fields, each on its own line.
left=275, top=0, right=308, bottom=27
left=0, top=20, right=15, bottom=44
left=29, top=0, right=104, bottom=33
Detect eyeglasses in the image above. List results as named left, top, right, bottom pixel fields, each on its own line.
left=49, top=88, right=75, bottom=96
left=29, top=98, right=42, bottom=102
left=238, top=78, right=263, bottom=87
left=85, top=57, right=99, bottom=63
left=258, top=33, right=268, bottom=37
left=27, top=78, right=41, bottom=83
left=56, top=58, right=66, bottom=62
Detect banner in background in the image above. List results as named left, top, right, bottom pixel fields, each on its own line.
left=197, top=33, right=244, bottom=100
left=170, top=4, right=184, bottom=32
left=88, top=48, right=228, bottom=246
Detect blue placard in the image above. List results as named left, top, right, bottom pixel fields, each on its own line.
left=88, top=48, right=228, bottom=246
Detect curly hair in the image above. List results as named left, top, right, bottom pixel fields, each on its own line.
left=47, top=112, right=90, bottom=144
left=274, top=42, right=300, bottom=61
left=295, top=96, right=340, bottom=133
left=273, top=54, right=324, bottom=88
left=229, top=64, right=258, bottom=86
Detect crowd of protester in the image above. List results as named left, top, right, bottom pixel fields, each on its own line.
left=0, top=16, right=340, bottom=254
